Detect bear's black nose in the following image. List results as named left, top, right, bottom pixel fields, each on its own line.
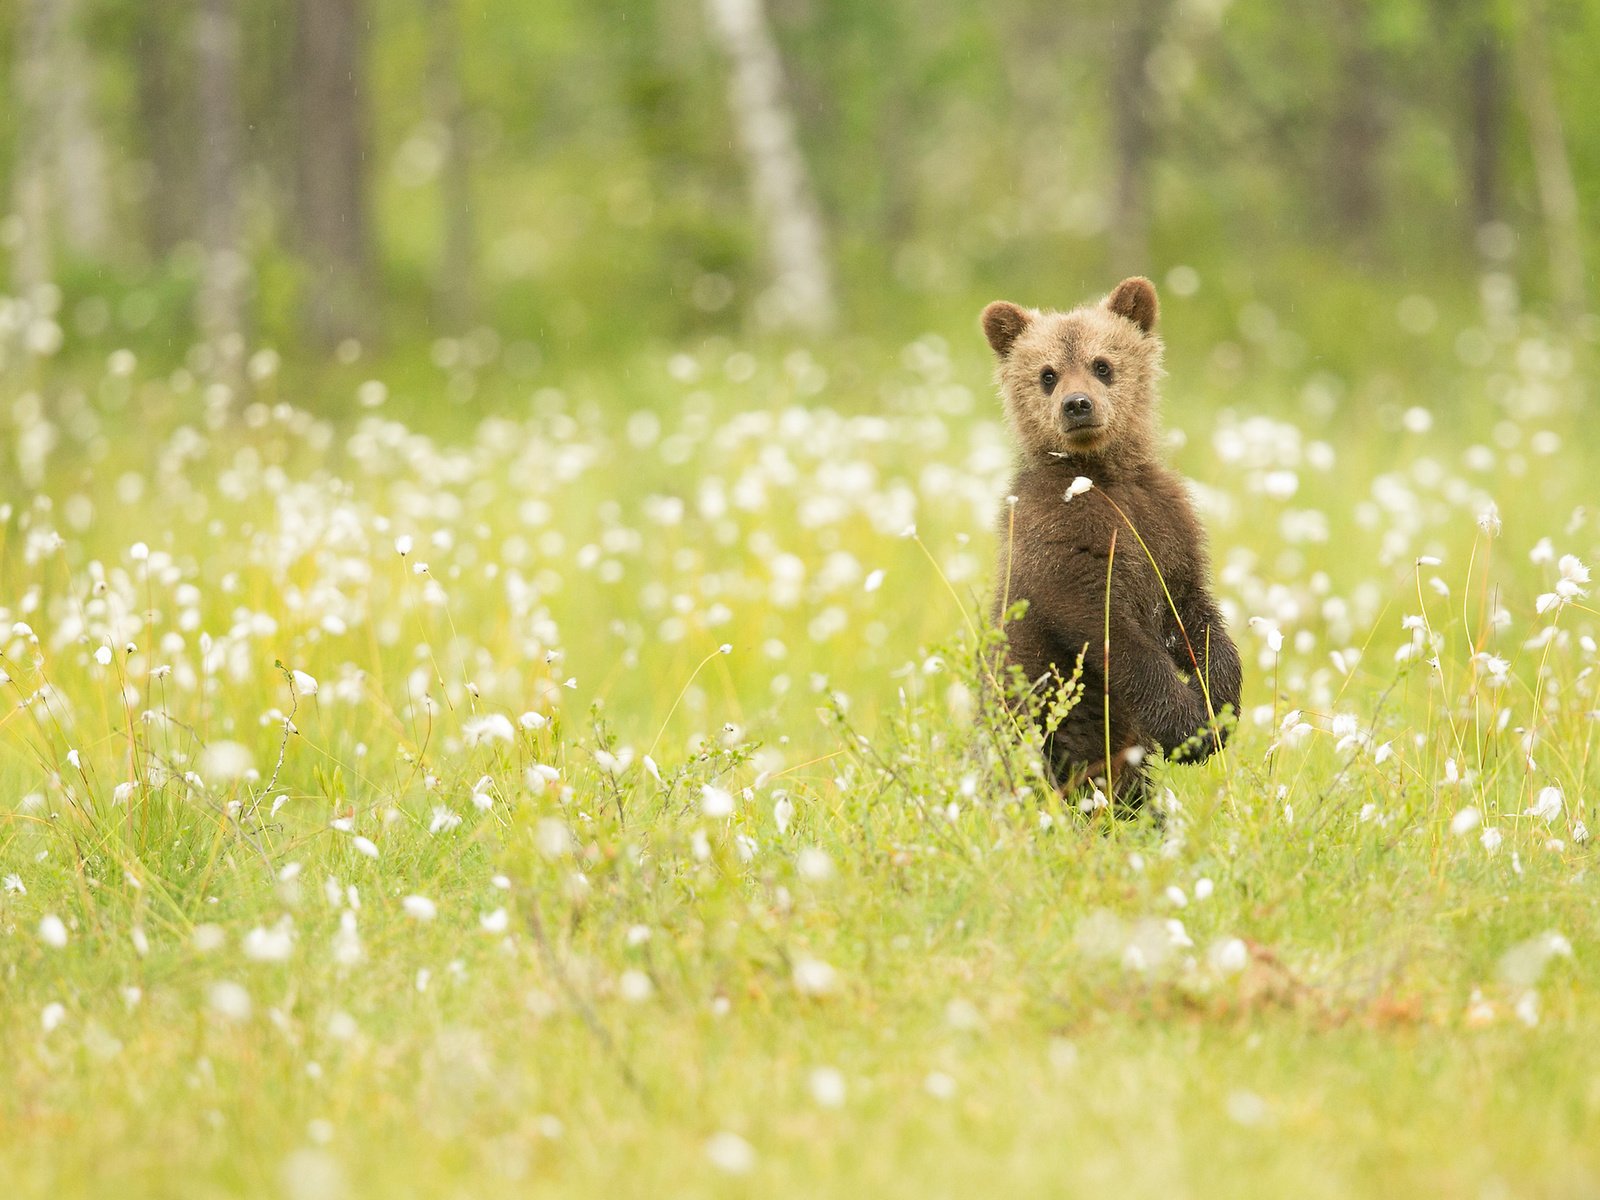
left=1061, top=392, right=1095, bottom=423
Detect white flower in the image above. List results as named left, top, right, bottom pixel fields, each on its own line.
left=351, top=836, right=379, bottom=859
left=1480, top=827, right=1503, bottom=854
left=1063, top=476, right=1094, bottom=502
left=923, top=1071, right=957, bottom=1099
left=1526, top=786, right=1563, bottom=822
left=535, top=819, right=571, bottom=858
left=41, top=1002, right=67, bottom=1032
left=429, top=806, right=461, bottom=834
left=2, top=873, right=24, bottom=895
left=480, top=907, right=509, bottom=934
left=38, top=914, right=68, bottom=949
left=797, top=848, right=835, bottom=882
left=808, top=1066, right=847, bottom=1108
left=291, top=670, right=319, bottom=696
left=1450, top=806, right=1482, bottom=835
left=94, top=645, right=112, bottom=666
left=66, top=749, right=82, bottom=770
left=773, top=793, right=794, bottom=834
left=209, top=981, right=253, bottom=1021
left=463, top=714, right=515, bottom=746
left=701, top=785, right=735, bottom=818
left=792, top=956, right=838, bottom=996
left=402, top=895, right=438, bottom=921
left=618, top=969, right=653, bottom=1003
left=197, top=740, right=254, bottom=782
left=863, top=569, right=885, bottom=593
left=1477, top=504, right=1501, bottom=537
left=395, top=535, right=413, bottom=556
left=705, top=1132, right=756, bottom=1175
left=1193, top=878, right=1214, bottom=901
left=242, top=920, right=294, bottom=962
left=1209, top=937, right=1249, bottom=974
left=517, top=711, right=549, bottom=731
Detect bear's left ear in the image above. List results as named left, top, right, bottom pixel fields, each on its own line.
left=1105, top=277, right=1159, bottom=335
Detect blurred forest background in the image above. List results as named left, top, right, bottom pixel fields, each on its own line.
left=1, top=0, right=1596, bottom=388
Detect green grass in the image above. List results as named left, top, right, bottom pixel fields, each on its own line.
left=3, top=314, right=1600, bottom=1198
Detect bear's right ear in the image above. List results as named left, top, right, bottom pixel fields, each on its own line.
left=981, top=301, right=1031, bottom=358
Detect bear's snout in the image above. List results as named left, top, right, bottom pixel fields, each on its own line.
left=1059, top=392, right=1099, bottom=430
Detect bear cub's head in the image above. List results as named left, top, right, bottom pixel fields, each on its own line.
left=981, top=277, right=1163, bottom=467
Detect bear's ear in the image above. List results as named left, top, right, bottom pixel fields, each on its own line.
left=981, top=301, right=1032, bottom=358
left=1105, top=277, right=1159, bottom=335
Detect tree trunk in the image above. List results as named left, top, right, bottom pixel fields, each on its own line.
left=1465, top=27, right=1502, bottom=235
left=1328, top=0, right=1384, bottom=246
left=705, top=0, right=836, bottom=335
left=426, top=0, right=475, bottom=328
left=1512, top=0, right=1587, bottom=320
left=294, top=0, right=373, bottom=346
left=136, top=0, right=196, bottom=258
left=10, top=0, right=56, bottom=303
left=53, top=0, right=112, bottom=259
left=1109, top=0, right=1168, bottom=274
left=196, top=0, right=247, bottom=387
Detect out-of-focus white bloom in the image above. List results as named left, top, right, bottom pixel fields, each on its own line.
left=705, top=1132, right=756, bottom=1174
left=1209, top=937, right=1249, bottom=974
left=701, top=785, right=735, bottom=818
left=291, top=670, right=319, bottom=696
left=1450, top=806, right=1482, bottom=835
left=351, top=836, right=379, bottom=859
left=792, top=956, right=838, bottom=996
left=797, top=848, right=834, bottom=882
left=463, top=714, right=515, bottom=746
left=38, top=914, right=68, bottom=948
left=618, top=969, right=653, bottom=1002
left=242, top=920, right=294, bottom=962
left=480, top=907, right=509, bottom=934
left=395, top=535, right=414, bottom=556
left=1527, top=786, right=1563, bottom=822
left=41, top=1002, right=68, bottom=1032
left=209, top=981, right=253, bottom=1021
left=809, top=1066, right=847, bottom=1108
left=402, top=895, right=437, bottom=921
left=1480, top=827, right=1503, bottom=854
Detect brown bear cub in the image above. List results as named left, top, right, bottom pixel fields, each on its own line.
left=982, top=277, right=1241, bottom=808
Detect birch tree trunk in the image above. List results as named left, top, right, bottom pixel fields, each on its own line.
left=1512, top=0, right=1587, bottom=319
left=197, top=0, right=247, bottom=387
left=705, top=0, right=836, bottom=335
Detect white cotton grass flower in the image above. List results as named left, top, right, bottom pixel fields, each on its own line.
left=618, top=969, right=653, bottom=1003
left=923, top=1071, right=957, bottom=1100
left=480, top=908, right=509, bottom=934
left=3, top=873, right=25, bottom=895
left=1062, top=476, right=1094, bottom=502
left=1450, top=806, right=1482, bottom=835
left=792, top=956, right=839, bottom=996
left=701, top=785, right=735, bottom=818
left=518, top=710, right=549, bottom=731
left=796, top=847, right=835, bottom=882
left=809, top=1066, right=847, bottom=1108
left=242, top=920, right=294, bottom=963
left=463, top=714, right=515, bottom=746
left=209, top=981, right=253, bottom=1021
left=1480, top=827, right=1503, bottom=854
left=705, top=1132, right=756, bottom=1175
left=1498, top=931, right=1572, bottom=989
left=1209, top=937, right=1249, bottom=975
left=1526, top=786, right=1563, bottom=823
left=402, top=895, right=438, bottom=921
left=38, top=914, right=68, bottom=949
left=41, top=1002, right=68, bottom=1033
left=197, top=741, right=254, bottom=782
left=291, top=670, right=319, bottom=696
left=94, top=645, right=112, bottom=666
left=863, top=569, right=885, bottom=593
left=351, top=836, right=379, bottom=860
left=395, top=535, right=413, bottom=556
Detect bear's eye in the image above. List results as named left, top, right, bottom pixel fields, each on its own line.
left=1040, top=368, right=1058, bottom=391
left=1092, top=358, right=1113, bottom=381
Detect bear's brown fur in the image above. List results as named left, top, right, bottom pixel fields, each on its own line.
left=982, top=277, right=1241, bottom=805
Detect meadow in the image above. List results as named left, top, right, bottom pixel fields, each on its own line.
left=3, top=279, right=1600, bottom=1198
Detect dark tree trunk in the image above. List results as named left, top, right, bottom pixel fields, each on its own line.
left=1466, top=29, right=1502, bottom=234
left=294, top=0, right=373, bottom=345
left=135, top=1, right=196, bottom=258
left=426, top=0, right=475, bottom=328
left=1328, top=0, right=1384, bottom=246
left=197, top=0, right=246, bottom=386
left=1512, top=0, right=1586, bottom=319
left=11, top=0, right=55, bottom=301
left=1109, top=0, right=1167, bottom=274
